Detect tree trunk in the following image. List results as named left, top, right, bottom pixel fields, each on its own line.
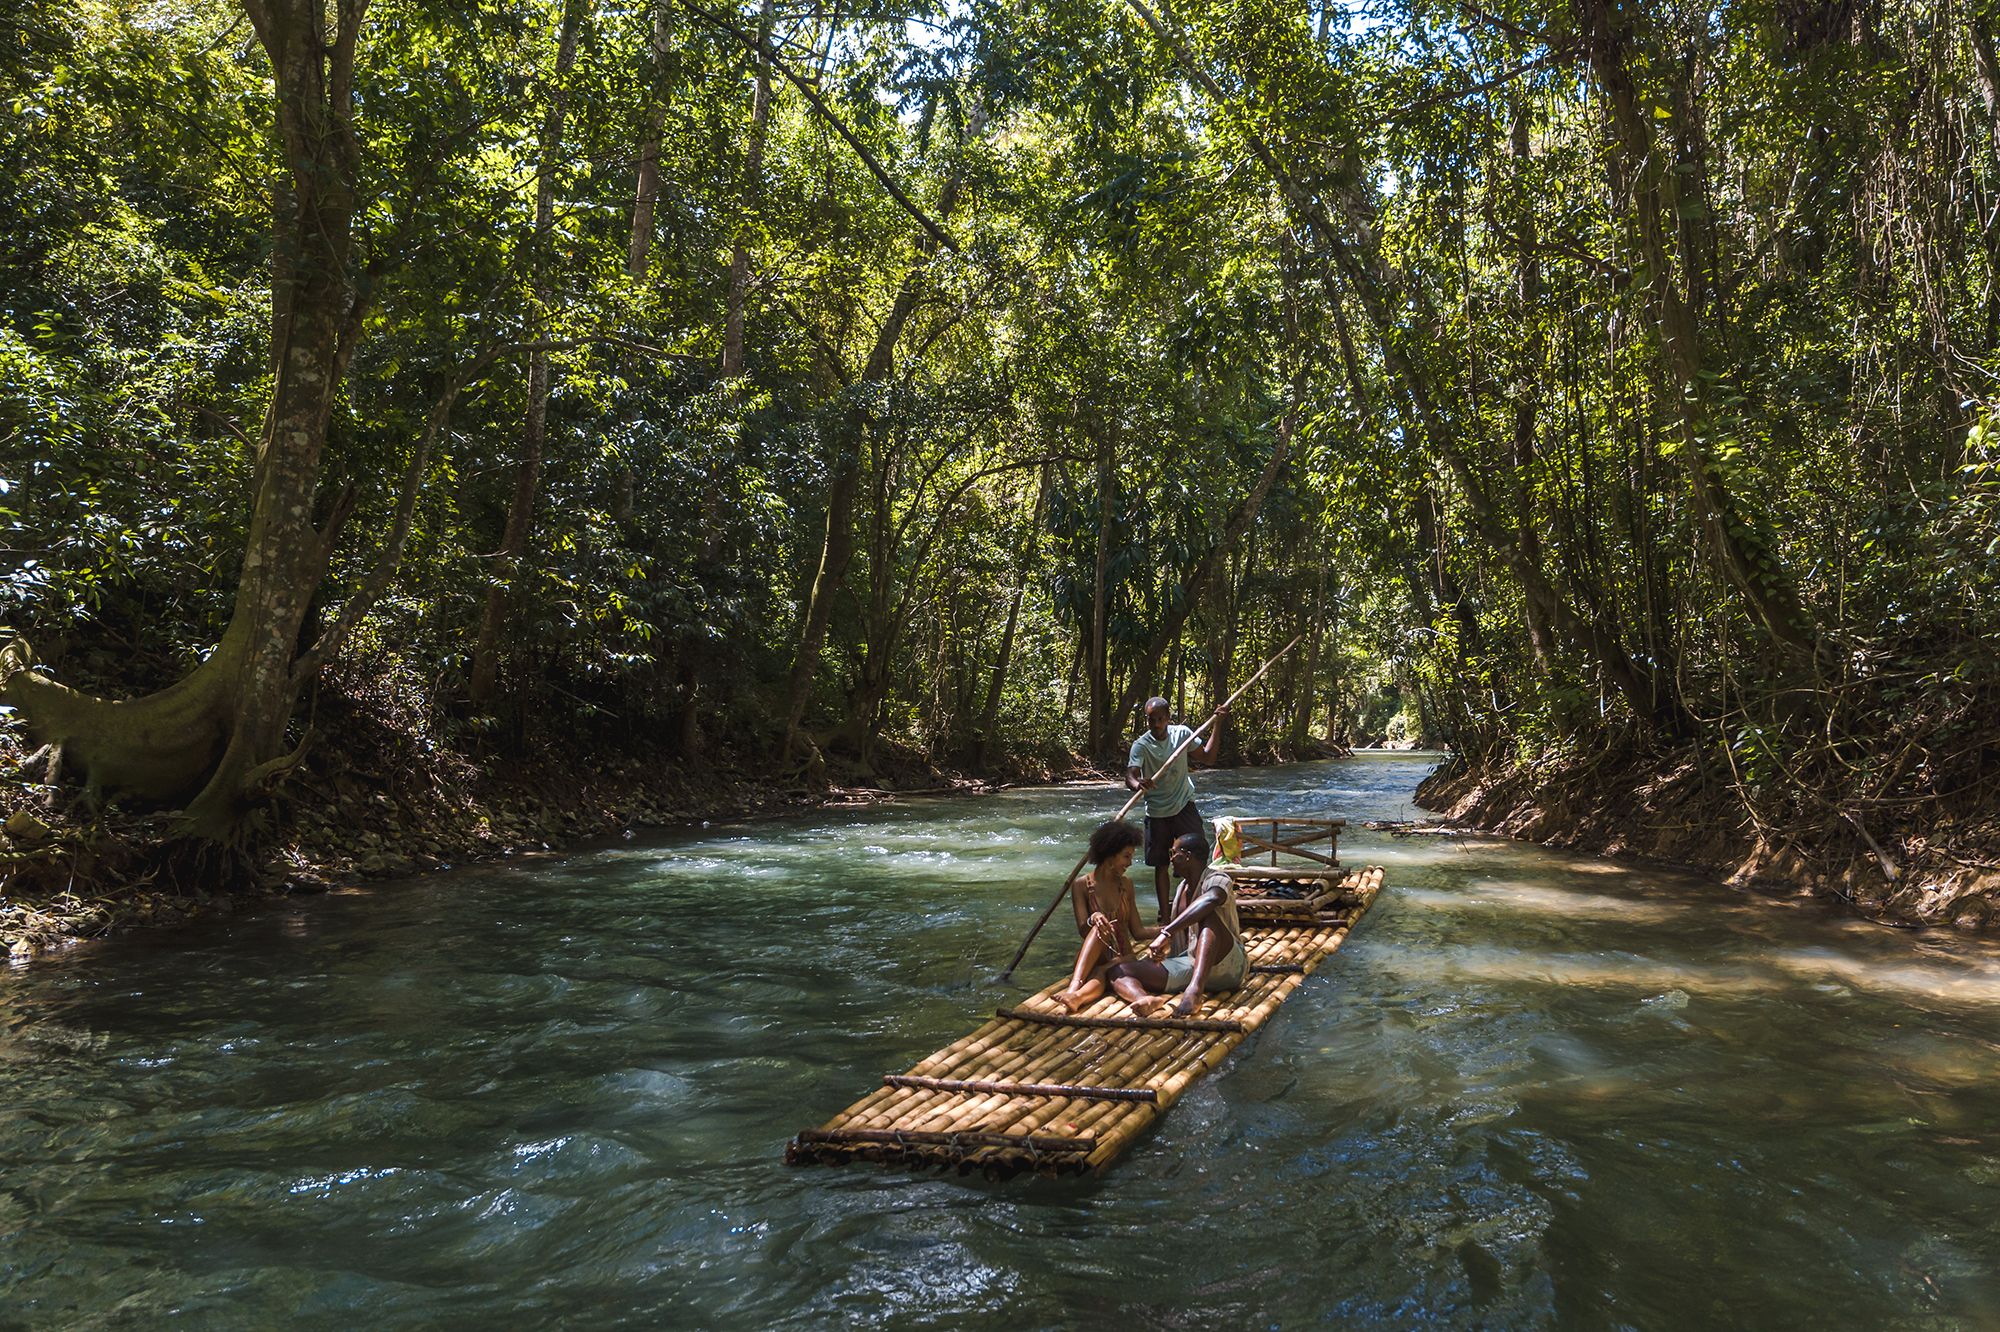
left=972, top=466, right=1047, bottom=767
left=1573, top=0, right=1818, bottom=656
left=782, top=106, right=987, bottom=758
left=3, top=0, right=368, bottom=838
left=1088, top=418, right=1115, bottom=759
left=1320, top=652, right=1344, bottom=749
left=1209, top=543, right=1247, bottom=765
left=1410, top=486, right=1481, bottom=749
left=682, top=8, right=776, bottom=758
left=627, top=0, right=675, bottom=279
left=842, top=430, right=901, bottom=766
left=723, top=0, right=774, bottom=378
left=1109, top=217, right=1300, bottom=733
left=1059, top=632, right=1085, bottom=725
left=1343, top=201, right=1674, bottom=727
left=783, top=450, right=862, bottom=761
left=1288, top=558, right=1328, bottom=750
left=1111, top=411, right=1291, bottom=730
left=1510, top=103, right=1555, bottom=665
left=1123, top=0, right=1682, bottom=729
left=468, top=0, right=586, bottom=708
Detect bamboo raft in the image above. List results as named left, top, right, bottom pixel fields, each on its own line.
left=786, top=841, right=1383, bottom=1180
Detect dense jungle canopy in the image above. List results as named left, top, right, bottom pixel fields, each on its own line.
left=4, top=0, right=2000, bottom=889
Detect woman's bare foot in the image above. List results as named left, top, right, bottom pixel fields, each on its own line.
left=1128, top=993, right=1170, bottom=1018
left=1057, top=979, right=1104, bottom=1013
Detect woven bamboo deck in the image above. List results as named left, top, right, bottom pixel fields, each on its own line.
left=785, top=863, right=1384, bottom=1179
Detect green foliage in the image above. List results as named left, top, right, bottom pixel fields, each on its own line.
left=10, top=0, right=1997, bottom=814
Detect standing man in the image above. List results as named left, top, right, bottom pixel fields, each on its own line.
left=1126, top=695, right=1226, bottom=921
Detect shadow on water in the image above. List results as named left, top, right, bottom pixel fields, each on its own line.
left=6, top=753, right=2000, bottom=1326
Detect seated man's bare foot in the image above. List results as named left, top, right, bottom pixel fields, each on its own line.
left=1171, top=991, right=1203, bottom=1018
left=1128, top=993, right=1170, bottom=1018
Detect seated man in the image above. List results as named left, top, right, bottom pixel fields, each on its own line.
left=1104, top=833, right=1248, bottom=1018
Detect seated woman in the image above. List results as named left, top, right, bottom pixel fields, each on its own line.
left=1056, top=820, right=1155, bottom=1013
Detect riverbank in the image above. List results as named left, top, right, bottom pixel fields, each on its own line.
left=0, top=670, right=1360, bottom=960
left=0, top=708, right=1079, bottom=961
left=1415, top=749, right=2000, bottom=932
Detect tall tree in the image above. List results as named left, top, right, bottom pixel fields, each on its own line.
left=468, top=0, right=588, bottom=707
left=4, top=0, right=374, bottom=837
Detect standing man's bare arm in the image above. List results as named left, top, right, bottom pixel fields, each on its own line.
left=1192, top=704, right=1229, bottom=765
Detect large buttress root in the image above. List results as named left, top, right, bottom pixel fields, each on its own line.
left=2, top=640, right=240, bottom=806
left=0, top=625, right=306, bottom=846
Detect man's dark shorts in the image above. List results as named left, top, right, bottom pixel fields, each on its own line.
left=1143, top=800, right=1205, bottom=867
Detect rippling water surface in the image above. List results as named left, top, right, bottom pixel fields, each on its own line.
left=7, top=754, right=2000, bottom=1327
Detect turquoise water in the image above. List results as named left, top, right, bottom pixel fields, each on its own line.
left=6, top=754, right=2000, bottom=1326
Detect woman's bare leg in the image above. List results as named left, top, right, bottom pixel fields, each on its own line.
left=1058, top=933, right=1108, bottom=1012
left=1107, top=958, right=1172, bottom=1015
left=1058, top=978, right=1105, bottom=1012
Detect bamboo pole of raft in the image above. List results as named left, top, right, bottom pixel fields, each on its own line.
left=920, top=1029, right=1085, bottom=1126
left=906, top=1018, right=1012, bottom=1078
left=1047, top=1097, right=1142, bottom=1155
left=997, top=632, right=1305, bottom=980
left=976, top=1023, right=1084, bottom=1081
left=1061, top=1049, right=1161, bottom=1120
left=995, top=1038, right=1124, bottom=1107
left=950, top=1091, right=1062, bottom=1145
left=856, top=1053, right=1016, bottom=1127
left=796, top=1128, right=1094, bottom=1153
left=1046, top=1037, right=1171, bottom=1104
left=882, top=1050, right=1046, bottom=1131
left=886, top=1074, right=1159, bottom=1102
left=928, top=1077, right=1031, bottom=1132
left=999, top=1007, right=1247, bottom=1034
left=818, top=1023, right=1139, bottom=1160
left=969, top=1033, right=1112, bottom=1109
left=1029, top=1034, right=1114, bottom=1087
left=930, top=1043, right=1074, bottom=1119
left=928, top=1018, right=1078, bottom=1088
left=931, top=1073, right=1069, bottom=1136
left=1032, top=1067, right=1156, bottom=1139
left=1028, top=1026, right=1168, bottom=1095
left=919, top=1022, right=1063, bottom=1085
left=969, top=1047, right=1099, bottom=1121
left=976, top=1030, right=1170, bottom=1137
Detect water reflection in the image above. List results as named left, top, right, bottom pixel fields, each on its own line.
left=3, top=754, right=2000, bottom=1326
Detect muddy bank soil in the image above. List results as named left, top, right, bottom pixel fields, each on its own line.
left=1416, top=750, right=2000, bottom=932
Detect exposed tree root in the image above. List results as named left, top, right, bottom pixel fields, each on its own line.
left=2, top=643, right=236, bottom=805
left=0, top=658, right=1085, bottom=960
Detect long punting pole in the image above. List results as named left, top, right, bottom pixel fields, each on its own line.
left=997, top=633, right=1306, bottom=981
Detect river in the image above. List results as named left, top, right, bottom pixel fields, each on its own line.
left=5, top=754, right=2000, bottom=1326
